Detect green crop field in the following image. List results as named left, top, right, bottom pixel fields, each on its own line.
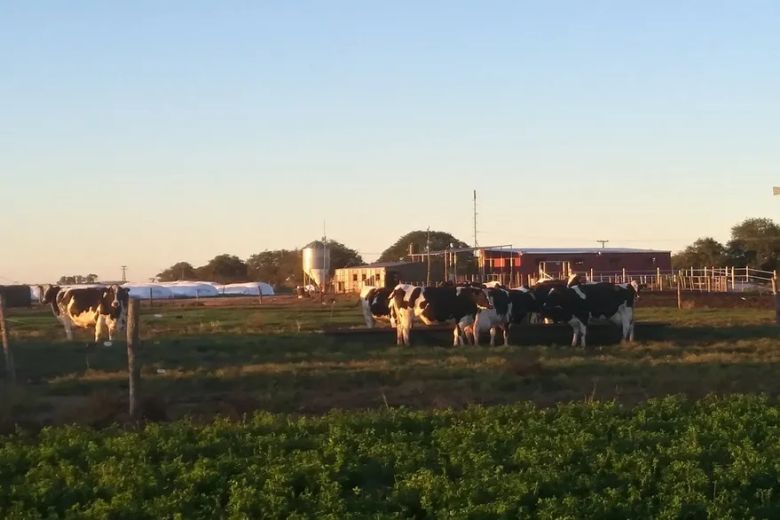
left=2, top=300, right=780, bottom=517
left=4, top=396, right=780, bottom=518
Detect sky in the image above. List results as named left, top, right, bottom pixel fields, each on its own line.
left=1, top=1, right=778, bottom=283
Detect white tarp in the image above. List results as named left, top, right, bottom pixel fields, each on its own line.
left=219, top=282, right=275, bottom=296
left=122, top=283, right=175, bottom=300
left=157, top=281, right=221, bottom=298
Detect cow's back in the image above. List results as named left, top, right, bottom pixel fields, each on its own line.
left=581, top=283, right=635, bottom=318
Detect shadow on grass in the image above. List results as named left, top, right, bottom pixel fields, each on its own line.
left=3, top=323, right=779, bottom=427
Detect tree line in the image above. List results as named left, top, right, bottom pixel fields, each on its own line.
left=155, top=231, right=471, bottom=289
left=672, top=218, right=780, bottom=271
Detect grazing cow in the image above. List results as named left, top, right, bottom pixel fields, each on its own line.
left=39, top=284, right=130, bottom=343
left=391, top=284, right=483, bottom=346
left=359, top=286, right=395, bottom=328
left=542, top=281, right=639, bottom=347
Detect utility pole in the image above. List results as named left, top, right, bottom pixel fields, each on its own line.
left=596, top=240, right=609, bottom=249
left=121, top=265, right=127, bottom=282
left=773, top=187, right=780, bottom=323
left=473, top=190, right=478, bottom=248
left=426, top=227, right=431, bottom=286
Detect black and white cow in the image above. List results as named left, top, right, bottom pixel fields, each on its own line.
left=359, top=286, right=395, bottom=328
left=528, top=279, right=568, bottom=323
left=39, top=284, right=130, bottom=344
left=391, top=284, right=483, bottom=346
left=542, top=280, right=639, bottom=347
left=472, top=287, right=512, bottom=346
left=473, top=285, right=557, bottom=346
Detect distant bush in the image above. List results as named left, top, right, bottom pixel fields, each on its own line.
left=3, top=396, right=780, bottom=518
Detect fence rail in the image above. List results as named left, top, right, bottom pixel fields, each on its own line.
left=346, top=267, right=777, bottom=294
left=462, top=267, right=774, bottom=293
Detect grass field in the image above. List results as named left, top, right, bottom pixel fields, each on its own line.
left=1, top=299, right=778, bottom=429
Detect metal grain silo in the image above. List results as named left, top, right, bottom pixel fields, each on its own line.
left=302, top=240, right=331, bottom=289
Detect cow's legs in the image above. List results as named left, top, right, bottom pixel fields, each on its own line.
left=94, top=315, right=105, bottom=343
left=580, top=322, right=587, bottom=348
left=395, top=308, right=413, bottom=346
left=502, top=325, right=509, bottom=346
left=625, top=307, right=635, bottom=342
left=489, top=327, right=496, bottom=347
left=568, top=318, right=579, bottom=347
left=361, top=301, right=375, bottom=328
left=61, top=317, right=74, bottom=341
left=568, top=317, right=588, bottom=347
left=107, top=318, right=117, bottom=341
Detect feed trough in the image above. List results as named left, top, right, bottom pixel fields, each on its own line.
left=323, top=321, right=671, bottom=346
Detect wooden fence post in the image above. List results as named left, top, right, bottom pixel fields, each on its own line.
left=126, top=298, right=141, bottom=419
left=677, top=278, right=682, bottom=310
left=0, top=294, right=15, bottom=385
left=773, top=277, right=780, bottom=326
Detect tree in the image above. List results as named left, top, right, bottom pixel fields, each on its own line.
left=671, top=238, right=727, bottom=269
left=379, top=230, right=471, bottom=262
left=378, top=230, right=477, bottom=277
left=57, top=274, right=100, bottom=285
left=726, top=218, right=780, bottom=271
left=156, top=262, right=198, bottom=282
left=247, top=249, right=302, bottom=288
left=196, top=254, right=248, bottom=284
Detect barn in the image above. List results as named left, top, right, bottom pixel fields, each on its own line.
left=333, top=262, right=440, bottom=293
left=478, top=247, right=672, bottom=286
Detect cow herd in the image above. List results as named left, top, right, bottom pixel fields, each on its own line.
left=360, top=276, right=640, bottom=347
left=30, top=277, right=638, bottom=349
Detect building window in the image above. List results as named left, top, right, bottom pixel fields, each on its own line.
left=352, top=274, right=358, bottom=282
left=361, top=274, right=367, bottom=281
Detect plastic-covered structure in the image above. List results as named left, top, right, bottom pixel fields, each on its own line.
left=122, top=283, right=175, bottom=300
left=220, top=282, right=275, bottom=296
left=157, top=281, right=221, bottom=298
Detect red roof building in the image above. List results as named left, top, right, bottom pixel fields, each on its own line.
left=477, top=247, right=672, bottom=285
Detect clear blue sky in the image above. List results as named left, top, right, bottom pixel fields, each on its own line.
left=1, top=1, right=778, bottom=283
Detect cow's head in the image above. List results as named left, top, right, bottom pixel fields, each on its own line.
left=455, top=286, right=489, bottom=309
left=38, top=284, right=61, bottom=304
left=103, top=285, right=129, bottom=314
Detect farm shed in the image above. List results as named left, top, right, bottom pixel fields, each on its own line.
left=478, top=247, right=672, bottom=285
left=334, top=262, right=439, bottom=293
